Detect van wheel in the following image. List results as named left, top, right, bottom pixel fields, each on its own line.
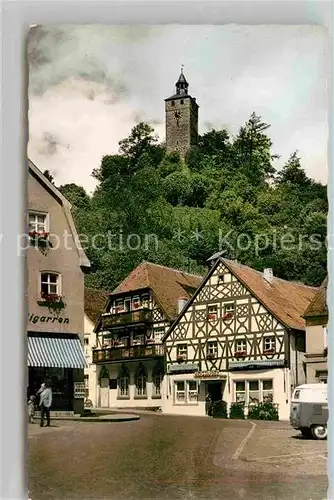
left=311, top=425, right=327, bottom=440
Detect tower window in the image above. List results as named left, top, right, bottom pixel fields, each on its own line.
left=171, top=101, right=175, bottom=106
left=180, top=99, right=184, bottom=104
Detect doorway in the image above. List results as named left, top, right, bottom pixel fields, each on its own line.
left=100, top=378, right=110, bottom=407
left=207, top=381, right=223, bottom=402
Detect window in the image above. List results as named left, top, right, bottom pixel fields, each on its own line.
left=120, top=336, right=128, bottom=347
left=115, top=299, right=124, bottom=312
left=177, top=344, right=188, bottom=360
left=153, top=328, right=164, bottom=344
left=40, top=272, right=60, bottom=297
left=119, top=377, right=129, bottom=397
left=248, top=381, right=260, bottom=404
left=180, top=99, right=184, bottom=104
left=262, top=380, right=273, bottom=402
left=175, top=381, right=186, bottom=402
left=223, top=303, right=234, bottom=318
left=208, top=305, right=218, bottom=321
left=132, top=296, right=141, bottom=310
left=235, top=381, right=246, bottom=403
left=28, top=212, right=48, bottom=233
left=135, top=364, right=147, bottom=397
left=84, top=374, right=89, bottom=389
left=142, top=294, right=150, bottom=308
left=218, top=274, right=225, bottom=282
left=153, top=374, right=163, bottom=396
left=234, top=379, right=274, bottom=404
left=207, top=341, right=218, bottom=358
left=235, top=339, right=247, bottom=352
left=84, top=338, right=89, bottom=345
left=263, top=336, right=276, bottom=352
left=133, top=334, right=144, bottom=345
left=118, top=365, right=130, bottom=398
left=171, top=100, right=175, bottom=106
left=124, top=298, right=131, bottom=312
left=187, top=381, right=198, bottom=402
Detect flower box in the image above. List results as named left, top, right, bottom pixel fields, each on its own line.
left=234, top=351, right=247, bottom=358
left=208, top=313, right=217, bottom=321
left=223, top=313, right=234, bottom=321
left=177, top=354, right=187, bottom=363
left=146, top=339, right=154, bottom=344
left=206, top=353, right=215, bottom=360
left=133, top=303, right=142, bottom=309
left=263, top=348, right=275, bottom=355
left=38, top=293, right=66, bottom=312
left=29, top=231, right=51, bottom=248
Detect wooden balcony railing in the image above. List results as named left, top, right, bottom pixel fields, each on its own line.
left=92, top=343, right=164, bottom=363
left=101, top=308, right=153, bottom=330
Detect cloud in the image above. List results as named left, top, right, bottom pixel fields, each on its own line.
left=27, top=24, right=328, bottom=191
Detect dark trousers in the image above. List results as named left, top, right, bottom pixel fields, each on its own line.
left=40, top=404, right=50, bottom=427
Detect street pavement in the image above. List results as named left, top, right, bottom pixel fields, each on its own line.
left=28, top=413, right=328, bottom=500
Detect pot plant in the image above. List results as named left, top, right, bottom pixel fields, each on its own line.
left=38, top=292, right=66, bottom=314
left=234, top=350, right=247, bottom=358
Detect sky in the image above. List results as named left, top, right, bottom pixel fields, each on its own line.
left=27, top=24, right=328, bottom=194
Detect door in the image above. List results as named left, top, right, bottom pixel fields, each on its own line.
left=207, top=382, right=223, bottom=402
left=100, top=378, right=110, bottom=408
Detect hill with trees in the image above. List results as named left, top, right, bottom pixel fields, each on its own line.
left=58, top=113, right=327, bottom=291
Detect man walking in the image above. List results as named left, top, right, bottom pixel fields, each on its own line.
left=38, top=380, right=52, bottom=427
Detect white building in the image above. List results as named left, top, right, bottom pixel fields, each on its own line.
left=84, top=288, right=110, bottom=407
left=162, top=255, right=318, bottom=420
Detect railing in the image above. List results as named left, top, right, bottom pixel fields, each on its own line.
left=92, top=343, right=164, bottom=363
left=101, top=308, right=153, bottom=329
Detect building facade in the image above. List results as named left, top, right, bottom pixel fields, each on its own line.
left=303, top=277, right=328, bottom=383
left=165, top=68, right=199, bottom=158
left=27, top=160, right=90, bottom=414
left=162, top=256, right=318, bottom=420
left=84, top=288, right=110, bottom=406
left=92, top=262, right=201, bottom=409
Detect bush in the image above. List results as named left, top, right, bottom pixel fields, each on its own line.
left=212, top=400, right=228, bottom=419
left=247, top=402, right=279, bottom=421
left=229, top=402, right=245, bottom=419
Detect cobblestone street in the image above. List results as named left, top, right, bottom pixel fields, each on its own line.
left=28, top=414, right=328, bottom=500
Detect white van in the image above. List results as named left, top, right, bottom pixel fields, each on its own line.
left=290, top=383, right=328, bottom=440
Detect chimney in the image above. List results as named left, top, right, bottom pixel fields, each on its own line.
left=263, top=268, right=274, bottom=284
left=178, top=297, right=188, bottom=314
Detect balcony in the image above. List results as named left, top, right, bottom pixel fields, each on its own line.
left=92, top=343, right=164, bottom=364
left=101, top=308, right=153, bottom=330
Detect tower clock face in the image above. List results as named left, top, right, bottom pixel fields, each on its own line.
left=174, top=110, right=181, bottom=119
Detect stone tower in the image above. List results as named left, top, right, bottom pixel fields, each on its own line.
left=165, top=68, right=199, bottom=158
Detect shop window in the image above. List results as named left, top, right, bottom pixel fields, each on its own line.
left=174, top=380, right=198, bottom=404
left=234, top=379, right=274, bottom=404
left=135, top=363, right=147, bottom=397
left=40, top=272, right=60, bottom=297
left=28, top=211, right=49, bottom=233
left=235, top=381, right=246, bottom=403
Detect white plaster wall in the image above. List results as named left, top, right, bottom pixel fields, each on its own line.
left=84, top=315, right=98, bottom=406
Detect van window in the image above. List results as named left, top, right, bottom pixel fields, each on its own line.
left=294, top=390, right=300, bottom=400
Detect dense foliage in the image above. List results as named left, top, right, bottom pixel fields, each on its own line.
left=58, top=114, right=327, bottom=291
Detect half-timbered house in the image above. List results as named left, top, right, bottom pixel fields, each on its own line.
left=162, top=255, right=318, bottom=420
left=92, top=262, right=201, bottom=409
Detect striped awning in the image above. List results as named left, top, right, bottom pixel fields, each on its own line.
left=27, top=336, right=87, bottom=369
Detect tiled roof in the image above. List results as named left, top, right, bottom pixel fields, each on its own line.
left=303, top=277, right=328, bottom=318
left=112, top=261, right=202, bottom=321
left=85, top=288, right=110, bottom=324
left=223, top=259, right=319, bottom=331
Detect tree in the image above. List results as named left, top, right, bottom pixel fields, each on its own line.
left=277, top=152, right=310, bottom=186
left=43, top=170, right=55, bottom=184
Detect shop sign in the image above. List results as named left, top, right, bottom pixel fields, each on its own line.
left=74, top=382, right=85, bottom=399
left=194, top=370, right=227, bottom=380
left=168, top=363, right=198, bottom=373
left=28, top=313, right=69, bottom=324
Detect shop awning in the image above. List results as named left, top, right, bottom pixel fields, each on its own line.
left=27, top=336, right=87, bottom=369
left=229, top=359, right=285, bottom=370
